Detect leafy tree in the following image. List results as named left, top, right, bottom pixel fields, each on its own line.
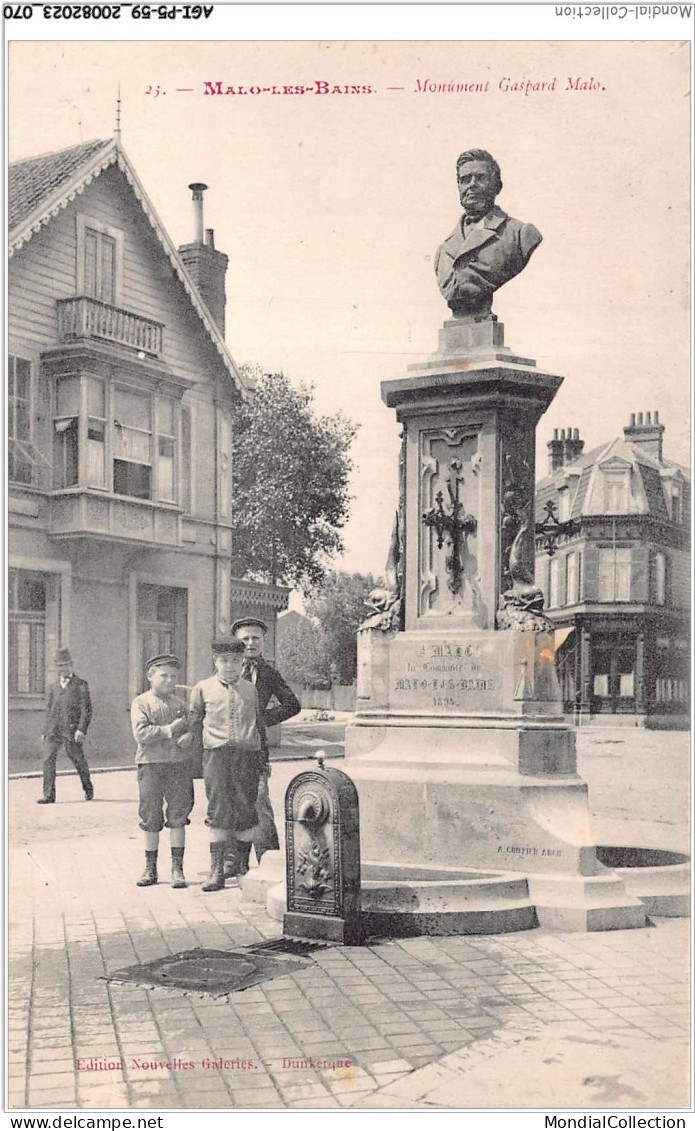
left=276, top=616, right=332, bottom=690
left=277, top=573, right=380, bottom=687
left=231, top=369, right=358, bottom=590
left=305, top=571, right=380, bottom=683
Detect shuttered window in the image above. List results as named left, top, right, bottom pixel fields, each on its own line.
left=77, top=215, right=121, bottom=305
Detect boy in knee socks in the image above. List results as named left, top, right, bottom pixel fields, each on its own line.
left=131, top=655, right=194, bottom=888
left=188, top=639, right=263, bottom=892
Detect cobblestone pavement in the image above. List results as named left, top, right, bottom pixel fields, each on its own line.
left=8, top=736, right=691, bottom=1112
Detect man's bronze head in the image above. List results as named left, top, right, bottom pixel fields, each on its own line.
left=456, top=149, right=503, bottom=220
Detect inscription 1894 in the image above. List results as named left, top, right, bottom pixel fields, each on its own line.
left=389, top=637, right=503, bottom=713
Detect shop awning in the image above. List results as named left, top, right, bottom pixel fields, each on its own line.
left=554, top=626, right=576, bottom=650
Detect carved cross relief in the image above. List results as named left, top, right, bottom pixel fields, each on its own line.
left=420, top=429, right=481, bottom=617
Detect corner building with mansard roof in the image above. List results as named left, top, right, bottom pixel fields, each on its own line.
left=534, top=414, right=689, bottom=726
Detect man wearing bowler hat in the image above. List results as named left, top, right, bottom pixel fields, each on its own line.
left=39, top=648, right=94, bottom=804
left=225, top=617, right=301, bottom=880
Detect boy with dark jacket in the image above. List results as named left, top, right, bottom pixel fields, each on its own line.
left=224, top=617, right=300, bottom=880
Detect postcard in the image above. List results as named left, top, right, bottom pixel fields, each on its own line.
left=6, top=14, right=692, bottom=1125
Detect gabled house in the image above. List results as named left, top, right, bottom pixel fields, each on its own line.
left=535, top=413, right=690, bottom=725
left=8, top=137, right=287, bottom=762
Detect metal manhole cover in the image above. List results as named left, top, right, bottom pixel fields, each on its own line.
left=159, top=956, right=256, bottom=988
left=104, top=947, right=315, bottom=997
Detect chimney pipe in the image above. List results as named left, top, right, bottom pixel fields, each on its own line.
left=547, top=433, right=564, bottom=474
left=188, top=182, right=208, bottom=244
left=563, top=426, right=584, bottom=466
left=178, top=184, right=229, bottom=335
left=623, top=409, right=665, bottom=463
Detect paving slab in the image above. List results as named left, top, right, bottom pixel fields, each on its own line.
left=364, top=1022, right=688, bottom=1109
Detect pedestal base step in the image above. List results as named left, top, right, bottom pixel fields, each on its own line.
left=362, top=863, right=537, bottom=937
left=267, top=855, right=656, bottom=938
left=268, top=863, right=538, bottom=937
left=596, top=846, right=690, bottom=918
left=527, top=872, right=647, bottom=932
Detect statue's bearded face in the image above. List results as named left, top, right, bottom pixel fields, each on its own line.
left=457, top=160, right=498, bottom=220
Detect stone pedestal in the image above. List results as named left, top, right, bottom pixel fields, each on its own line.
left=384, top=319, right=561, bottom=632
left=344, top=322, right=646, bottom=933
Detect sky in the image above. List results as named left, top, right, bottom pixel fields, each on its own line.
left=8, top=37, right=691, bottom=580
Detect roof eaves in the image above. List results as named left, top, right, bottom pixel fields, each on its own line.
left=9, top=138, right=119, bottom=255
left=9, top=138, right=250, bottom=400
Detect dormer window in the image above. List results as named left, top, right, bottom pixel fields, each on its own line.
left=558, top=485, right=570, bottom=523
left=670, top=484, right=682, bottom=524
left=603, top=469, right=629, bottom=513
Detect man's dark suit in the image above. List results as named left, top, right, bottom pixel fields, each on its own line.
left=435, top=205, right=542, bottom=317
left=42, top=676, right=93, bottom=801
left=240, top=656, right=300, bottom=863
left=242, top=657, right=301, bottom=759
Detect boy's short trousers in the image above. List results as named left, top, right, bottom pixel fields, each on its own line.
left=137, top=761, right=195, bottom=833
left=203, top=745, right=264, bottom=833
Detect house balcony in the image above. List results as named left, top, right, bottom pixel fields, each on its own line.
left=49, top=489, right=181, bottom=547
left=57, top=296, right=164, bottom=358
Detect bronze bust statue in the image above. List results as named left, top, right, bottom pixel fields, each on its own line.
left=435, top=149, right=542, bottom=319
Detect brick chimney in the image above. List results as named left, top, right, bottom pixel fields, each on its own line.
left=178, top=183, right=229, bottom=336
left=563, top=427, right=584, bottom=466
left=623, top=411, right=665, bottom=463
left=547, top=427, right=584, bottom=473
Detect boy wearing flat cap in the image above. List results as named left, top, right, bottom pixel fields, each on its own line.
left=187, top=639, right=264, bottom=892
left=223, top=617, right=300, bottom=879
left=131, top=654, right=194, bottom=888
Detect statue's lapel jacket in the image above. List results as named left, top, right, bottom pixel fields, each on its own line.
left=442, top=205, right=508, bottom=265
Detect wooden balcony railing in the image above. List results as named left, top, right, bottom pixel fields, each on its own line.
left=57, top=297, right=164, bottom=357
